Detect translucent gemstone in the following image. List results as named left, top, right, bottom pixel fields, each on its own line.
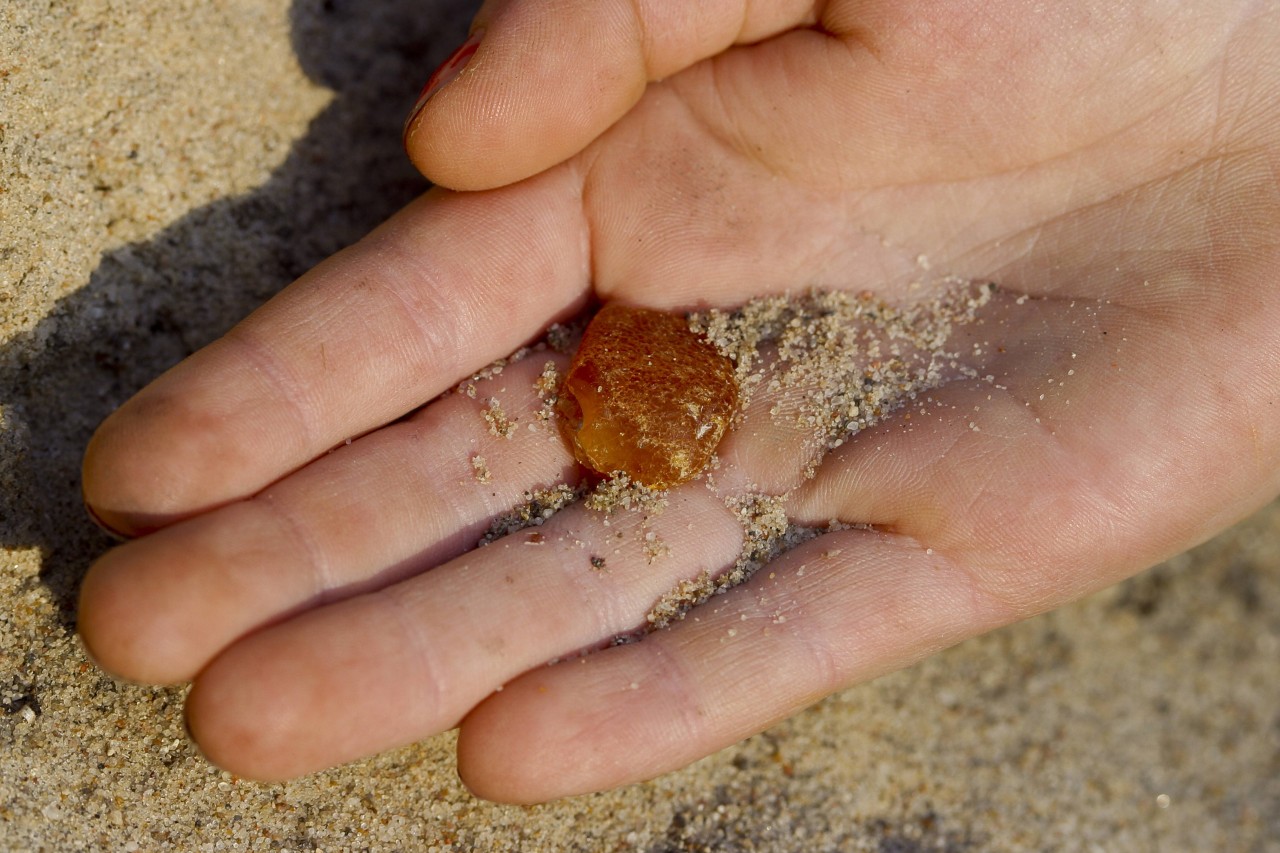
left=557, top=303, right=739, bottom=488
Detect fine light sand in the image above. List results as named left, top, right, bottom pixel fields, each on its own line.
left=2, top=1, right=1278, bottom=850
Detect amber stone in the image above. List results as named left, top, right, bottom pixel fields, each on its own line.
left=557, top=303, right=739, bottom=488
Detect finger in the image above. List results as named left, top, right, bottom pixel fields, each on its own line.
left=455, top=526, right=1011, bottom=803
left=790, top=295, right=1280, bottom=611
left=82, top=166, right=588, bottom=535
left=78, top=354, right=577, bottom=685
left=183, top=478, right=752, bottom=781
left=791, top=381, right=1122, bottom=613
left=403, top=0, right=821, bottom=190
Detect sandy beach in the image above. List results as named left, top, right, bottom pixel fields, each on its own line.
left=2, top=1, right=1278, bottom=849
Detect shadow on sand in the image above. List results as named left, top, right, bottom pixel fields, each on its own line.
left=0, top=0, right=476, bottom=624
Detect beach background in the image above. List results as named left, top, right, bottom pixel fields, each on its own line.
left=2, top=1, right=1278, bottom=849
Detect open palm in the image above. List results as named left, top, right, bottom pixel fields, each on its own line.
left=79, top=0, right=1280, bottom=803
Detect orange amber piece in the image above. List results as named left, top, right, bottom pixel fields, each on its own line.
left=557, top=303, right=739, bottom=489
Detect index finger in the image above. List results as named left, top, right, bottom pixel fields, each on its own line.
left=83, top=166, right=588, bottom=536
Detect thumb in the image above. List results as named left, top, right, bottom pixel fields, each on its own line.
left=403, top=0, right=819, bottom=191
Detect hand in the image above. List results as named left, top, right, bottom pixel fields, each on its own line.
left=79, top=0, right=1280, bottom=803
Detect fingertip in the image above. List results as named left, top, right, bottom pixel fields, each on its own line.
left=184, top=699, right=281, bottom=784
left=76, top=547, right=192, bottom=686
left=75, top=556, right=129, bottom=678
left=402, top=0, right=821, bottom=190
left=456, top=685, right=567, bottom=805
left=76, top=508, right=287, bottom=687
left=184, top=641, right=322, bottom=783
left=184, top=676, right=286, bottom=783
left=82, top=383, right=230, bottom=537
left=402, top=6, right=646, bottom=191
left=82, top=491, right=133, bottom=542
left=82, top=336, right=295, bottom=537
left=456, top=667, right=651, bottom=804
left=185, top=597, right=450, bottom=784
left=82, top=405, right=173, bottom=539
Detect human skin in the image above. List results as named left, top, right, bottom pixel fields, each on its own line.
left=79, top=0, right=1280, bottom=803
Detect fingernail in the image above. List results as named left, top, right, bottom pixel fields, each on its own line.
left=84, top=499, right=131, bottom=542
left=403, top=28, right=484, bottom=139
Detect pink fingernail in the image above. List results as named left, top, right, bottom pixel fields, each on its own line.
left=84, top=499, right=132, bottom=542
left=403, top=29, right=484, bottom=138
